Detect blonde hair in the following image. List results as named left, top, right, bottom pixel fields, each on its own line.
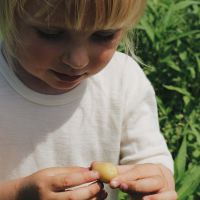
left=0, top=0, right=147, bottom=57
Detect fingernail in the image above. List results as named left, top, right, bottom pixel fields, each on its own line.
left=110, top=180, right=120, bottom=188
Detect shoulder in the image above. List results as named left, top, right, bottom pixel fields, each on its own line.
left=92, top=51, right=153, bottom=90
left=107, top=51, right=148, bottom=81
left=109, top=51, right=140, bottom=71
left=90, top=51, right=154, bottom=100
left=97, top=51, right=146, bottom=82
left=108, top=51, right=152, bottom=90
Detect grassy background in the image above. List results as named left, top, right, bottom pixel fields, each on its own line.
left=118, top=0, right=200, bottom=199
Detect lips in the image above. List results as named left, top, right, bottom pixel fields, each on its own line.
left=51, top=70, right=83, bottom=82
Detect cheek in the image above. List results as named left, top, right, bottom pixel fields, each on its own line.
left=22, top=43, right=60, bottom=67
left=90, top=47, right=116, bottom=73
left=16, top=34, right=62, bottom=71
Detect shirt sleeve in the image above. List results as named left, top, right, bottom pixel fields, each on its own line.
left=119, top=57, right=174, bottom=173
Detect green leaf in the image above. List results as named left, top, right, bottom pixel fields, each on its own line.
left=195, top=55, right=200, bottom=72
left=140, top=18, right=155, bottom=42
left=183, top=96, right=191, bottom=106
left=173, top=1, right=200, bottom=11
left=188, top=121, right=200, bottom=145
left=179, top=52, right=187, bottom=61
left=160, top=58, right=181, bottom=72
left=174, top=136, right=187, bottom=182
left=188, top=67, right=196, bottom=79
left=163, top=85, right=191, bottom=97
left=156, top=96, right=168, bottom=116
left=118, top=191, right=129, bottom=200
left=166, top=30, right=200, bottom=43
left=177, top=165, right=200, bottom=200
left=162, top=4, right=174, bottom=30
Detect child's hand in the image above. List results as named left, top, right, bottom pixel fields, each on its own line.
left=17, top=167, right=107, bottom=200
left=110, top=163, right=177, bottom=200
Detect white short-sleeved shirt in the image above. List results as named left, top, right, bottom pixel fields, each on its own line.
left=0, top=47, right=173, bottom=199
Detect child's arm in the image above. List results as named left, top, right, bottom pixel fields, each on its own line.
left=110, top=163, right=177, bottom=200
left=0, top=167, right=106, bottom=200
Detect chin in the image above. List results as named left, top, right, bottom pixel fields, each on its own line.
left=50, top=81, right=81, bottom=92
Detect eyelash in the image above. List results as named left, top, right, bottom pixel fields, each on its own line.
left=36, top=29, right=64, bottom=40
left=35, top=28, right=116, bottom=43
left=91, top=33, right=116, bottom=42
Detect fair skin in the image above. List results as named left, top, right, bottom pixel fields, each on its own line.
left=0, top=167, right=107, bottom=200
left=1, top=2, right=177, bottom=200
left=111, top=163, right=177, bottom=200
left=13, top=2, right=123, bottom=95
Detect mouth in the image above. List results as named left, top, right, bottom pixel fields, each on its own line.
left=51, top=70, right=84, bottom=82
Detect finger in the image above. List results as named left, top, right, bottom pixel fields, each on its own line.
left=112, top=164, right=163, bottom=185
left=157, top=164, right=175, bottom=191
left=65, top=180, right=103, bottom=192
left=117, top=164, right=135, bottom=174
left=119, top=175, right=164, bottom=193
left=52, top=167, right=88, bottom=175
left=123, top=164, right=162, bottom=178
left=143, top=190, right=177, bottom=200
left=54, top=181, right=102, bottom=200
left=51, top=171, right=100, bottom=191
left=41, top=166, right=89, bottom=177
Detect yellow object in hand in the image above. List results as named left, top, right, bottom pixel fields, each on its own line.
left=92, top=162, right=118, bottom=183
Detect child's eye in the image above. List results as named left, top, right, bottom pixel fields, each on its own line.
left=35, top=28, right=64, bottom=40
left=91, top=31, right=117, bottom=43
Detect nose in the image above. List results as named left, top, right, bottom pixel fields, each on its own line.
left=62, top=44, right=89, bottom=70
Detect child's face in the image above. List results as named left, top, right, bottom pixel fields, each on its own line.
left=14, top=3, right=123, bottom=94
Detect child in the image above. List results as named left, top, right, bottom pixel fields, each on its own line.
left=0, top=0, right=177, bottom=200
